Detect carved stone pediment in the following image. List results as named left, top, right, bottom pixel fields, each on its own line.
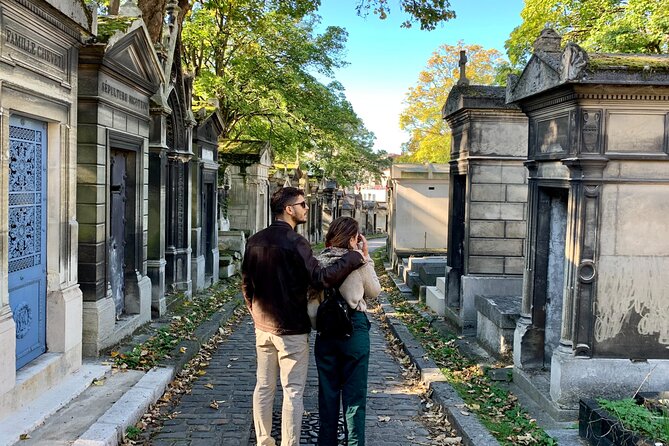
left=195, top=110, right=224, bottom=145
left=103, top=19, right=165, bottom=92
left=506, top=53, right=561, bottom=103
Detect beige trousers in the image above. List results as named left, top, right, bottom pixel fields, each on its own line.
left=253, top=329, right=309, bottom=446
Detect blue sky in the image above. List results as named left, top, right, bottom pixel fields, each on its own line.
left=315, top=0, right=526, bottom=154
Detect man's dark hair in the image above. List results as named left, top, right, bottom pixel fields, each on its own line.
left=270, top=187, right=304, bottom=218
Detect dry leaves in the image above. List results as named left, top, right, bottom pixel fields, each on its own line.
left=119, top=305, right=247, bottom=445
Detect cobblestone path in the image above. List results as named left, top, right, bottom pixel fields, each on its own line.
left=143, top=309, right=438, bottom=446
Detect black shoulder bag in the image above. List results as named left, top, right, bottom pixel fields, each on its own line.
left=316, top=287, right=352, bottom=339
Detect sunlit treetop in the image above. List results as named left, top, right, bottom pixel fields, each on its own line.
left=506, top=0, right=669, bottom=67
left=354, top=0, right=456, bottom=30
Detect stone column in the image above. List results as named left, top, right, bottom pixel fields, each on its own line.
left=513, top=161, right=540, bottom=368
left=165, top=155, right=192, bottom=296
left=147, top=106, right=168, bottom=316
left=561, top=157, right=608, bottom=356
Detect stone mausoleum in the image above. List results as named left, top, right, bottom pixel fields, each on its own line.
left=387, top=163, right=450, bottom=271
left=219, top=140, right=272, bottom=235
left=190, top=109, right=223, bottom=292
left=0, top=0, right=94, bottom=419
left=77, top=16, right=162, bottom=356
left=508, top=29, right=669, bottom=411
left=429, top=58, right=528, bottom=353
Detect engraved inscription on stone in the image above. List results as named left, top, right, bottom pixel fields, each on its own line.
left=202, top=148, right=214, bottom=161
left=581, top=110, right=601, bottom=153
left=536, top=115, right=569, bottom=154
left=99, top=75, right=150, bottom=113
left=4, top=27, right=65, bottom=70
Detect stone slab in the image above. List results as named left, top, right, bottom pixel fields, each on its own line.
left=425, top=286, right=446, bottom=316
left=474, top=295, right=521, bottom=329
left=0, top=363, right=110, bottom=446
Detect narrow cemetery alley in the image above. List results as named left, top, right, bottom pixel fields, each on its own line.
left=124, top=238, right=462, bottom=446
left=9, top=237, right=589, bottom=446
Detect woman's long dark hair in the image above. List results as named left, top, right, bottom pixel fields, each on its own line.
left=325, top=217, right=359, bottom=249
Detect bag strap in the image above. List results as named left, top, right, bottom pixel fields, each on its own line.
left=323, top=287, right=340, bottom=300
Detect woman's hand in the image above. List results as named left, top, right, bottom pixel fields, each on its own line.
left=358, top=234, right=369, bottom=258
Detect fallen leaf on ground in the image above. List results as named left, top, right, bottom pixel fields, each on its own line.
left=378, top=415, right=391, bottom=422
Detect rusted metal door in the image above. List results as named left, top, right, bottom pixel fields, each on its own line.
left=8, top=115, right=47, bottom=370
left=110, top=150, right=128, bottom=317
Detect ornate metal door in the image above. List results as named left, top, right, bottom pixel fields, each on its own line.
left=8, top=115, right=47, bottom=370
left=109, top=150, right=128, bottom=317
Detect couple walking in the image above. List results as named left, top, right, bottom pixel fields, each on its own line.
left=241, top=187, right=381, bottom=446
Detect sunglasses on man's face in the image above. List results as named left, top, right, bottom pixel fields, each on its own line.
left=289, top=201, right=308, bottom=209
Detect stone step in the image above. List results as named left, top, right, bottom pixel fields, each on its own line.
left=436, top=276, right=446, bottom=294
left=417, top=263, right=445, bottom=286
left=425, top=286, right=446, bottom=316
left=512, top=368, right=579, bottom=422
left=475, top=295, right=521, bottom=358
left=0, top=363, right=110, bottom=446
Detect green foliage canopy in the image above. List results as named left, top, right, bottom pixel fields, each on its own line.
left=182, top=1, right=388, bottom=185
left=397, top=42, right=505, bottom=163
left=506, top=0, right=669, bottom=67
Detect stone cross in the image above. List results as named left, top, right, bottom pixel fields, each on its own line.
left=457, top=50, right=469, bottom=86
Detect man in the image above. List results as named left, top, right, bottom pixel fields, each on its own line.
left=242, top=187, right=366, bottom=446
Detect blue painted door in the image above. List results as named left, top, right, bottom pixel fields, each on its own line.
left=8, top=115, right=47, bottom=370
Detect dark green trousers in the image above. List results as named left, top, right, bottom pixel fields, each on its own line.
left=315, top=311, right=371, bottom=446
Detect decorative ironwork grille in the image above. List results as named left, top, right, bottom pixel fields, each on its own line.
left=8, top=125, right=42, bottom=273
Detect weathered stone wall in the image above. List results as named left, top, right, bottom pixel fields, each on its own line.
left=467, top=161, right=527, bottom=275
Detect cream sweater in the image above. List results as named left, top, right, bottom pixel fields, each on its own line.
left=308, top=247, right=382, bottom=328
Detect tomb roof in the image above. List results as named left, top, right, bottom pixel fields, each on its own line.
left=443, top=85, right=519, bottom=120
left=219, top=140, right=272, bottom=167
left=507, top=31, right=669, bottom=103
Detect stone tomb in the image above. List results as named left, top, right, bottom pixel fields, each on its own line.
left=146, top=3, right=196, bottom=306
left=0, top=0, right=93, bottom=420
left=387, top=163, right=450, bottom=271
left=508, top=29, right=669, bottom=411
left=190, top=110, right=223, bottom=291
left=77, top=17, right=163, bottom=355
left=426, top=80, right=528, bottom=348
left=219, top=140, right=272, bottom=236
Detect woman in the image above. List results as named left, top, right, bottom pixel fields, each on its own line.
left=312, top=217, right=381, bottom=446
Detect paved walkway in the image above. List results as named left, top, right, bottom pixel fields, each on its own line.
left=143, top=311, right=438, bottom=446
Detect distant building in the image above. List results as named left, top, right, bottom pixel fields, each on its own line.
left=387, top=163, right=450, bottom=269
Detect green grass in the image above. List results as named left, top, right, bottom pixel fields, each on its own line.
left=111, top=278, right=240, bottom=370
left=598, top=398, right=669, bottom=442
left=125, top=425, right=142, bottom=440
